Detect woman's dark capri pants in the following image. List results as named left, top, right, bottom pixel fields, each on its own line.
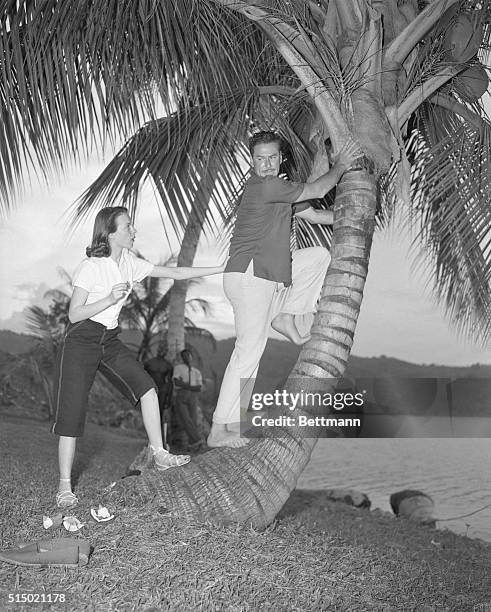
left=51, top=319, right=157, bottom=437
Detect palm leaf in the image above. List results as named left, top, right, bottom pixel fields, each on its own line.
left=24, top=305, right=52, bottom=339
left=400, top=100, right=491, bottom=342
left=379, top=0, right=491, bottom=342
left=0, top=0, right=269, bottom=214
left=69, top=92, right=256, bottom=237
left=185, top=298, right=213, bottom=318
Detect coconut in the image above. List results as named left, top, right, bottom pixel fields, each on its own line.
left=457, top=63, right=489, bottom=100
left=443, top=13, right=483, bottom=63
left=436, top=3, right=460, bottom=34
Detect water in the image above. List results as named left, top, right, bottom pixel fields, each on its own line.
left=296, top=436, right=491, bottom=542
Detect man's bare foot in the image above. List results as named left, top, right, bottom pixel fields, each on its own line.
left=271, top=313, right=310, bottom=345
left=207, top=429, right=250, bottom=448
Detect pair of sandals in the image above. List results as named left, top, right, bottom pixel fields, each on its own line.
left=54, top=450, right=189, bottom=507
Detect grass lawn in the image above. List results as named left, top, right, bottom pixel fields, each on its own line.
left=0, top=413, right=490, bottom=611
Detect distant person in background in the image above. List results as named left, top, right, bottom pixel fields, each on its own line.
left=173, top=349, right=205, bottom=451
left=144, top=346, right=174, bottom=450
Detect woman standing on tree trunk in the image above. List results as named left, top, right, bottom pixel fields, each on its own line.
left=51, top=206, right=224, bottom=508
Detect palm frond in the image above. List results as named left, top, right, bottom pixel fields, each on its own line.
left=380, top=0, right=491, bottom=343
left=69, top=91, right=258, bottom=237
left=24, top=305, right=51, bottom=339
left=401, top=100, right=491, bottom=342
left=0, top=0, right=269, bottom=214
left=185, top=298, right=213, bottom=318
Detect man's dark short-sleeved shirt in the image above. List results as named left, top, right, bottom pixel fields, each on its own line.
left=225, top=173, right=309, bottom=285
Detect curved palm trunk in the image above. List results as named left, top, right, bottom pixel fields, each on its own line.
left=293, top=169, right=378, bottom=380
left=165, top=204, right=207, bottom=361
left=165, top=165, right=217, bottom=362
left=116, top=170, right=378, bottom=528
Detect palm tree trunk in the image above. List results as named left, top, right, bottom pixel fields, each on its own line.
left=293, top=169, right=378, bottom=380
left=115, top=170, right=378, bottom=529
left=165, top=206, right=205, bottom=361
left=165, top=165, right=217, bottom=362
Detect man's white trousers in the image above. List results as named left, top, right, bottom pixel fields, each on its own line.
left=212, top=246, right=331, bottom=425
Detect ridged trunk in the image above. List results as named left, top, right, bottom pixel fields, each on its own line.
left=115, top=170, right=378, bottom=528
left=293, top=169, right=378, bottom=381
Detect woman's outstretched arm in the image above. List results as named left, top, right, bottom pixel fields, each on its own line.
left=150, top=264, right=225, bottom=280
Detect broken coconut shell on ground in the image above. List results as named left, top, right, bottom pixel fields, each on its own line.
left=326, top=489, right=371, bottom=509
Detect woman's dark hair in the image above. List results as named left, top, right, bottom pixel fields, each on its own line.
left=248, top=131, right=283, bottom=156
left=86, top=206, right=129, bottom=258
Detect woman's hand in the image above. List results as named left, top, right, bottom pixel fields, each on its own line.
left=110, top=282, right=130, bottom=304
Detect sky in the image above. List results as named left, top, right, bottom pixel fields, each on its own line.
left=0, top=149, right=490, bottom=368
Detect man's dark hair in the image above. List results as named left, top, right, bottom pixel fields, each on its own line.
left=248, top=131, right=282, bottom=156
left=180, top=349, right=192, bottom=362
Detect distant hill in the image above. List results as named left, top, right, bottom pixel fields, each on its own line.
left=179, top=337, right=491, bottom=417
left=2, top=328, right=490, bottom=378
left=1, top=329, right=490, bottom=416
left=0, top=330, right=39, bottom=355
left=346, top=354, right=491, bottom=379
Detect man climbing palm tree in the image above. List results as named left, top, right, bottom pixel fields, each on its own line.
left=208, top=131, right=361, bottom=448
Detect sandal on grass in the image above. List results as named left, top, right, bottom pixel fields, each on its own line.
left=56, top=490, right=79, bottom=509
left=152, top=448, right=191, bottom=471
